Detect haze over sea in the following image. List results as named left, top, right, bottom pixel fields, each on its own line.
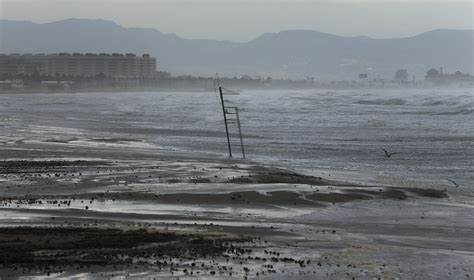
left=1, top=88, right=472, bottom=190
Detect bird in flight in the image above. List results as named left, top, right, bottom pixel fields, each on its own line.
left=446, top=179, right=459, bottom=188
left=380, top=147, right=397, bottom=158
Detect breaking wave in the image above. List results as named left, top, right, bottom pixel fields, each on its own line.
left=354, top=98, right=407, bottom=105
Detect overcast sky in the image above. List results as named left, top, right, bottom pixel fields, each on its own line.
left=1, top=0, right=472, bottom=41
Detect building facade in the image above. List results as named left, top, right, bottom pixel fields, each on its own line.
left=425, top=68, right=474, bottom=85
left=0, top=53, right=157, bottom=78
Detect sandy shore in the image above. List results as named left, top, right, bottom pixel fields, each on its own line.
left=0, top=154, right=471, bottom=279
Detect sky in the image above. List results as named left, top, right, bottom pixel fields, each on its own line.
left=0, top=0, right=472, bottom=41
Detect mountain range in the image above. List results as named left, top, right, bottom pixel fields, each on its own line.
left=0, top=18, right=473, bottom=79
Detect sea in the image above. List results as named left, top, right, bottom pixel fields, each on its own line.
left=0, top=88, right=472, bottom=189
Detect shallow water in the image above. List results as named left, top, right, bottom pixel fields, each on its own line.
left=0, top=88, right=472, bottom=187
left=1, top=88, right=473, bottom=279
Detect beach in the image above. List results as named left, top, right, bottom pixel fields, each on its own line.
left=0, top=89, right=473, bottom=278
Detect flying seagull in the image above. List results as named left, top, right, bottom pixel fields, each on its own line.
left=446, top=179, right=459, bottom=188
left=380, top=148, right=397, bottom=158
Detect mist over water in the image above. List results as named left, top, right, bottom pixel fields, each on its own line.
left=0, top=88, right=472, bottom=186
left=1, top=0, right=474, bottom=276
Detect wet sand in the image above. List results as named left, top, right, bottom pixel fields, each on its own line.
left=0, top=226, right=260, bottom=278
left=0, top=155, right=472, bottom=279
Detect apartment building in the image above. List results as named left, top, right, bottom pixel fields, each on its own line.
left=0, top=53, right=157, bottom=78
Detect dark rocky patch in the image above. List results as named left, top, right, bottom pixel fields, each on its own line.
left=0, top=160, right=107, bottom=174
left=0, top=226, right=246, bottom=269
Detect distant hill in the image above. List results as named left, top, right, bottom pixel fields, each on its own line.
left=1, top=18, right=473, bottom=79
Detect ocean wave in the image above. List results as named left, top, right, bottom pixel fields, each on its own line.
left=421, top=100, right=444, bottom=106
left=435, top=109, right=474, bottom=115
left=354, top=98, right=407, bottom=105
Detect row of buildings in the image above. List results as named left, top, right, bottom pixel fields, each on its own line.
left=0, top=53, right=157, bottom=78
left=425, top=68, right=474, bottom=85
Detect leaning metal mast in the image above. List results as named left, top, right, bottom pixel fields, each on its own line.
left=215, top=77, right=245, bottom=159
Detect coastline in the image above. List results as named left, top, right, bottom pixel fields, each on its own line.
left=0, top=88, right=472, bottom=278
left=0, top=151, right=471, bottom=279
left=1, top=84, right=473, bottom=95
